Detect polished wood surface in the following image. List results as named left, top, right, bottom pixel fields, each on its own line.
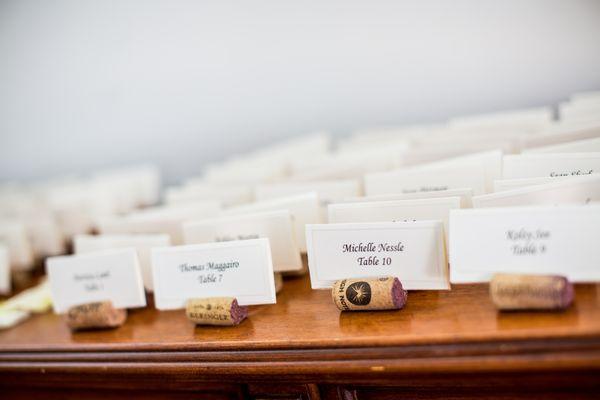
left=1, top=273, right=599, bottom=398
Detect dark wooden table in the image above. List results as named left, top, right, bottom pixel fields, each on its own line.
left=1, top=273, right=599, bottom=399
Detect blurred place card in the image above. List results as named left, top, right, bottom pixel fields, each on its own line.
left=502, top=153, right=600, bottom=179
left=519, top=122, right=600, bottom=150
left=151, top=239, right=276, bottom=310
left=524, top=136, right=600, bottom=154
left=165, top=183, right=252, bottom=207
left=255, top=179, right=361, bottom=206
left=74, top=233, right=171, bottom=292
left=305, top=221, right=448, bottom=290
left=183, top=210, right=302, bottom=272
left=474, top=175, right=600, bottom=208
left=98, top=201, right=221, bottom=244
left=365, top=150, right=501, bottom=196
left=0, top=245, right=10, bottom=295
left=0, top=220, right=34, bottom=271
left=449, top=204, right=600, bottom=283
left=46, top=249, right=146, bottom=314
left=344, top=187, right=473, bottom=208
left=493, top=176, right=566, bottom=192
left=328, top=197, right=461, bottom=241
left=224, top=192, right=321, bottom=252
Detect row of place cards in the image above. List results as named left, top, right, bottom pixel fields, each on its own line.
left=47, top=239, right=277, bottom=314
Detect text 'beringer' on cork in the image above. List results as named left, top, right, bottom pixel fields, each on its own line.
left=185, top=297, right=248, bottom=326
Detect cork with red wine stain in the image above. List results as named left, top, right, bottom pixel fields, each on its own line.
left=490, top=273, right=574, bottom=311
left=332, top=277, right=407, bottom=311
left=186, top=297, right=248, bottom=326
left=66, top=301, right=127, bottom=331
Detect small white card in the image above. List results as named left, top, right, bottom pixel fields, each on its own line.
left=224, top=192, right=321, bottom=252
left=255, top=179, right=362, bottom=206
left=343, top=188, right=473, bottom=208
left=364, top=151, right=501, bottom=196
left=46, top=249, right=147, bottom=314
left=449, top=204, right=600, bottom=283
left=0, top=245, right=10, bottom=295
left=0, top=221, right=34, bottom=271
left=474, top=175, right=600, bottom=208
left=98, top=202, right=221, bottom=244
left=525, top=136, right=600, bottom=154
left=305, top=221, right=449, bottom=290
left=502, top=153, right=600, bottom=179
left=74, top=234, right=171, bottom=292
left=493, top=176, right=566, bottom=192
left=183, top=210, right=302, bottom=272
left=327, top=197, right=461, bottom=242
left=151, top=239, right=276, bottom=310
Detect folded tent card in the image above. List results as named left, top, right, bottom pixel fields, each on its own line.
left=73, top=233, right=171, bottom=292
left=364, top=150, right=502, bottom=196
left=0, top=245, right=10, bottom=295
left=449, top=204, right=600, bottom=283
left=502, top=152, right=600, bottom=179
left=223, top=192, right=321, bottom=253
left=151, top=239, right=276, bottom=310
left=342, top=187, right=473, bottom=208
left=306, top=221, right=449, bottom=290
left=327, top=196, right=461, bottom=243
left=46, top=248, right=147, bottom=314
left=473, top=174, right=600, bottom=208
left=183, top=210, right=302, bottom=273
left=97, top=201, right=222, bottom=244
left=0, top=220, right=34, bottom=271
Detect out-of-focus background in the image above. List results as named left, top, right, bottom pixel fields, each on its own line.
left=1, top=0, right=600, bottom=183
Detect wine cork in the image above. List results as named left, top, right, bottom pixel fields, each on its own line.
left=65, top=301, right=127, bottom=331
left=186, top=297, right=248, bottom=326
left=332, top=277, right=407, bottom=311
left=490, top=273, right=574, bottom=311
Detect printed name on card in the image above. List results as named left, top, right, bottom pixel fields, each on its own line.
left=151, top=239, right=276, bottom=310
left=183, top=210, right=302, bottom=272
left=305, top=221, right=448, bottom=290
left=364, top=151, right=501, bottom=196
left=342, top=188, right=473, bottom=208
left=449, top=204, right=600, bottom=283
left=46, top=249, right=146, bottom=314
left=474, top=175, right=600, bottom=208
left=502, top=152, right=600, bottom=179
left=74, top=233, right=171, bottom=292
left=327, top=196, right=461, bottom=242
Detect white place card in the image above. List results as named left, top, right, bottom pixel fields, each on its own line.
left=328, top=197, right=461, bottom=242
left=74, top=233, right=171, bottom=292
left=0, top=220, right=34, bottom=271
left=183, top=210, right=302, bottom=272
left=46, top=249, right=146, bottom=314
left=224, top=192, right=321, bottom=252
left=305, top=221, right=449, bottom=290
left=98, top=201, right=221, bottom=244
left=365, top=151, right=501, bottom=196
left=151, top=239, right=276, bottom=310
left=255, top=180, right=362, bottom=206
left=493, top=177, right=566, bottom=192
left=449, top=204, right=600, bottom=283
left=0, top=245, right=10, bottom=295
left=474, top=175, right=600, bottom=208
left=343, top=188, right=473, bottom=208
left=525, top=136, right=600, bottom=154
left=502, top=153, right=600, bottom=179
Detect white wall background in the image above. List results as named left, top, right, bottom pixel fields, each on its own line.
left=1, top=0, right=600, bottom=183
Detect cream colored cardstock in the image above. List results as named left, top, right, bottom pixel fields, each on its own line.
left=183, top=210, right=302, bottom=272
left=306, top=221, right=449, bottom=290
left=74, top=233, right=171, bottom=292
left=46, top=248, right=147, bottom=314
left=449, top=204, right=600, bottom=283
left=502, top=153, right=600, bottom=179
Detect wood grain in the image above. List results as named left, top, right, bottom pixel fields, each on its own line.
left=1, top=274, right=599, bottom=397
